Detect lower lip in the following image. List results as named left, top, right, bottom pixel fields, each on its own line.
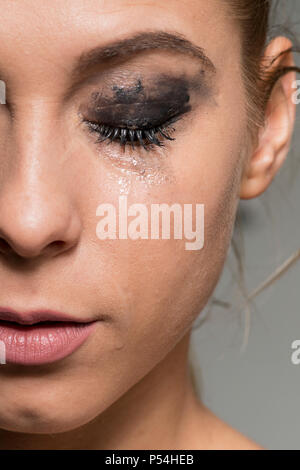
left=0, top=321, right=96, bottom=365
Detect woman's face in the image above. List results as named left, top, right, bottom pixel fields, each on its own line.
left=0, top=0, right=248, bottom=433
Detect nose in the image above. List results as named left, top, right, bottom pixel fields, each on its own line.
left=0, top=116, right=82, bottom=260
left=0, top=180, right=81, bottom=259
left=0, top=194, right=81, bottom=259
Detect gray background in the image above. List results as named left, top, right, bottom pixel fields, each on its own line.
left=190, top=0, right=300, bottom=450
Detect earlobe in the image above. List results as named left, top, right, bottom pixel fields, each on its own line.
left=240, top=37, right=297, bottom=200
left=240, top=143, right=275, bottom=199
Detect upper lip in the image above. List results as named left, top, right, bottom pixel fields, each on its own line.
left=0, top=307, right=91, bottom=325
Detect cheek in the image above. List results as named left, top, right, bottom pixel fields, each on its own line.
left=78, top=135, right=244, bottom=351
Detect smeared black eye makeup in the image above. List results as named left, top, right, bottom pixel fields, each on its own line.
left=80, top=74, right=203, bottom=151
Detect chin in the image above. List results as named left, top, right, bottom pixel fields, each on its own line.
left=0, top=409, right=94, bottom=435
left=0, top=387, right=101, bottom=435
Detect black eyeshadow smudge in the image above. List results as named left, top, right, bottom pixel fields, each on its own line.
left=112, top=79, right=145, bottom=104
left=85, top=75, right=201, bottom=130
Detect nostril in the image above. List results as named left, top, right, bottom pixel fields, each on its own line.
left=46, top=240, right=67, bottom=255
left=0, top=237, right=67, bottom=258
left=50, top=240, right=64, bottom=248
left=0, top=238, right=12, bottom=254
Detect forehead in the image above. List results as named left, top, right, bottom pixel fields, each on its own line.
left=0, top=1, right=234, bottom=60
left=0, top=0, right=241, bottom=103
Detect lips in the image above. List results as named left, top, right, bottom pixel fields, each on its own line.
left=0, top=308, right=97, bottom=366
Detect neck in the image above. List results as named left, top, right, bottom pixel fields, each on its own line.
left=0, top=331, right=207, bottom=450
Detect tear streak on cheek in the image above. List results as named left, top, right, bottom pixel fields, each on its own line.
left=105, top=163, right=176, bottom=197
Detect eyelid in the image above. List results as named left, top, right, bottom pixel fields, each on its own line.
left=82, top=116, right=178, bottom=151
left=79, top=74, right=197, bottom=152
left=82, top=93, right=192, bottom=136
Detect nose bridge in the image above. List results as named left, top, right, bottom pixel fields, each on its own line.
left=0, top=100, right=81, bottom=258
left=11, top=97, right=61, bottom=154
left=4, top=98, right=63, bottom=205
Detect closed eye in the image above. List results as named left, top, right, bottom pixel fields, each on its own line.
left=83, top=117, right=179, bottom=151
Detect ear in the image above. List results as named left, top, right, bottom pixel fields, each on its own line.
left=240, top=37, right=297, bottom=200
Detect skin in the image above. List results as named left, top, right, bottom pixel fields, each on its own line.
left=0, top=0, right=296, bottom=450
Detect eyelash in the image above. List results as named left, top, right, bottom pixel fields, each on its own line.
left=83, top=119, right=177, bottom=150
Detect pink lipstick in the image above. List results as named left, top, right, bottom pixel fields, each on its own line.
left=0, top=308, right=97, bottom=365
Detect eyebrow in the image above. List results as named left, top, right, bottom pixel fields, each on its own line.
left=71, top=31, right=216, bottom=81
